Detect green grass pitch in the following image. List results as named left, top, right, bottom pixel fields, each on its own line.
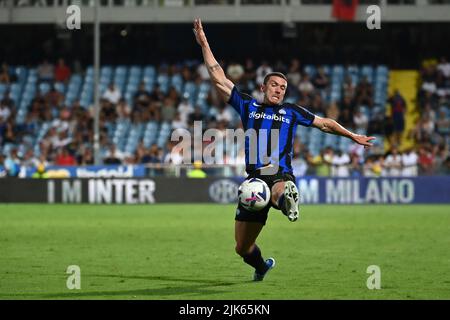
left=1, top=204, right=449, bottom=300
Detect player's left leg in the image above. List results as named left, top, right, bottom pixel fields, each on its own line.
left=271, top=179, right=300, bottom=222
left=235, top=220, right=275, bottom=281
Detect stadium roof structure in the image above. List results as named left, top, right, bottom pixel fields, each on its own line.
left=0, top=0, right=450, bottom=24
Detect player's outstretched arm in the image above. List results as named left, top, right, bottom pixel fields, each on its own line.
left=193, top=18, right=234, bottom=102
left=312, top=115, right=376, bottom=147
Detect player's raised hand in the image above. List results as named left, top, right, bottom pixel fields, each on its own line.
left=193, top=18, right=208, bottom=47
left=352, top=134, right=376, bottom=147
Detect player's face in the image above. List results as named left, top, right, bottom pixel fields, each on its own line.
left=261, top=76, right=287, bottom=105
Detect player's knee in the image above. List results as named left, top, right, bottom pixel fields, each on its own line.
left=235, top=243, right=251, bottom=257
left=271, top=182, right=284, bottom=205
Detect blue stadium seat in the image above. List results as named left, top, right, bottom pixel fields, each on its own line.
left=38, top=82, right=51, bottom=95
left=101, top=66, right=113, bottom=76
left=183, top=82, right=197, bottom=100
left=170, top=74, right=184, bottom=93
left=157, top=74, right=170, bottom=94
left=143, top=65, right=156, bottom=83
left=54, top=82, right=66, bottom=94
left=304, top=64, right=316, bottom=77
left=332, top=65, right=345, bottom=77
left=14, top=66, right=28, bottom=85
left=360, top=65, right=374, bottom=83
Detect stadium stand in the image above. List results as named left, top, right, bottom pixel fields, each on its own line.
left=1, top=58, right=449, bottom=177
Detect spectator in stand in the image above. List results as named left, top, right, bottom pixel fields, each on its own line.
left=326, top=101, right=339, bottom=121
left=243, top=58, right=256, bottom=83
left=401, top=147, right=418, bottom=176
left=411, top=113, right=435, bottom=144
left=363, top=156, right=378, bottom=177
left=310, top=147, right=333, bottom=176
left=55, top=148, right=76, bottom=166
left=141, top=143, right=162, bottom=164
left=52, top=107, right=71, bottom=131
left=45, top=84, right=64, bottom=108
left=331, top=149, right=350, bottom=177
left=54, top=58, right=71, bottom=83
left=189, top=106, right=206, bottom=128
left=78, top=147, right=94, bottom=165
left=286, top=58, right=302, bottom=90
left=298, top=73, right=314, bottom=97
left=388, top=89, right=407, bottom=146
left=418, top=90, right=439, bottom=111
left=197, top=62, right=210, bottom=81
left=273, top=59, right=288, bottom=75
left=172, top=112, right=187, bottom=130
left=150, top=83, right=165, bottom=103
left=164, top=142, right=184, bottom=165
left=436, top=108, right=450, bottom=136
left=0, top=154, right=6, bottom=178
left=1, top=119, right=16, bottom=145
left=1, top=89, right=15, bottom=109
left=0, top=63, right=11, bottom=84
left=37, top=59, right=54, bottom=84
left=313, top=66, right=329, bottom=91
left=103, top=144, right=124, bottom=165
left=100, top=98, right=117, bottom=122
left=148, top=101, right=161, bottom=121
left=437, top=57, right=450, bottom=82
left=116, top=98, right=132, bottom=120
left=177, top=97, right=194, bottom=126
left=418, top=145, right=434, bottom=175
left=433, top=145, right=449, bottom=173
left=255, top=60, right=272, bottom=85
left=4, top=148, right=21, bottom=177
left=292, top=151, right=308, bottom=177
left=187, top=160, right=207, bottom=179
left=439, top=156, right=450, bottom=175
left=161, top=97, right=177, bottom=123
left=52, top=130, right=72, bottom=149
left=384, top=147, right=403, bottom=176
left=239, top=59, right=256, bottom=94
left=102, top=83, right=122, bottom=105
left=310, top=93, right=325, bottom=115
left=338, top=108, right=354, bottom=130
left=133, top=81, right=151, bottom=111
left=0, top=100, right=11, bottom=122
left=349, top=153, right=362, bottom=177
left=227, top=61, right=245, bottom=84
left=215, top=104, right=233, bottom=126
left=421, top=62, right=438, bottom=84
left=353, top=107, right=369, bottom=135
left=181, top=65, right=192, bottom=82
left=355, top=76, right=374, bottom=108
left=342, top=75, right=356, bottom=100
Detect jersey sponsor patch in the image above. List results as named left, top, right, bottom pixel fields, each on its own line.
left=248, top=111, right=290, bottom=124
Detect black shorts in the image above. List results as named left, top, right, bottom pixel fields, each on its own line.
left=235, top=169, right=296, bottom=225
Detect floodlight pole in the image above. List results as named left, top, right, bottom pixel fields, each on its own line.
left=93, top=1, right=101, bottom=165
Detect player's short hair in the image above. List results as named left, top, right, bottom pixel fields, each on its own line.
left=263, top=72, right=288, bottom=85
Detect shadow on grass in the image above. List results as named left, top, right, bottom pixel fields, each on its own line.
left=1, top=274, right=245, bottom=299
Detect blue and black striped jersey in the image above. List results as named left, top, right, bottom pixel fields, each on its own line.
left=228, top=86, right=316, bottom=174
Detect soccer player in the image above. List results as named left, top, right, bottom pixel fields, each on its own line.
left=193, top=18, right=375, bottom=281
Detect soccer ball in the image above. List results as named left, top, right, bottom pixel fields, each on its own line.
left=238, top=178, right=271, bottom=211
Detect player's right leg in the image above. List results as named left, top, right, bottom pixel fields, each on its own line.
left=271, top=179, right=300, bottom=222
left=283, top=180, right=300, bottom=222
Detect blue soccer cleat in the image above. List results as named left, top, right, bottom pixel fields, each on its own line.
left=253, top=257, right=276, bottom=281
